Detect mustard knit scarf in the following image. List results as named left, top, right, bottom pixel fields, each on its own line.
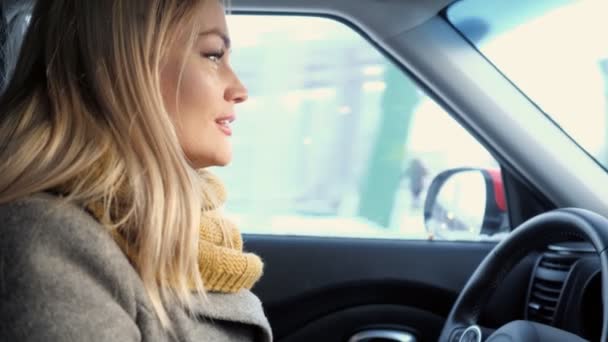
left=87, top=171, right=263, bottom=293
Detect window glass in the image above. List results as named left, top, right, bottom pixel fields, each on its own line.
left=449, top=0, right=608, bottom=169
left=214, top=15, right=502, bottom=240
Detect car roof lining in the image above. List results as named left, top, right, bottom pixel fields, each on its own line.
left=230, top=0, right=456, bottom=42
left=1, top=0, right=458, bottom=42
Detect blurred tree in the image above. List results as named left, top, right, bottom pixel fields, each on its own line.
left=358, top=67, right=420, bottom=227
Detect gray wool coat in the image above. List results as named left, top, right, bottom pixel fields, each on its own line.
left=0, top=193, right=273, bottom=341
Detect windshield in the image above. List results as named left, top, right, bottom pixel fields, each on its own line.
left=448, top=0, right=608, bottom=170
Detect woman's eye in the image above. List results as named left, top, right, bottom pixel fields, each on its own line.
left=202, top=50, right=225, bottom=63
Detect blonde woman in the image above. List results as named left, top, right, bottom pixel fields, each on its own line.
left=0, top=0, right=271, bottom=341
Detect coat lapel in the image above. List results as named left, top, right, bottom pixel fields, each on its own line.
left=191, top=290, right=273, bottom=341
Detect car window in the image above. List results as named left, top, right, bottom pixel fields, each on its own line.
left=213, top=15, right=505, bottom=241
left=449, top=0, right=608, bottom=171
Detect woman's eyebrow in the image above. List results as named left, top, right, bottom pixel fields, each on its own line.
left=199, top=29, right=231, bottom=49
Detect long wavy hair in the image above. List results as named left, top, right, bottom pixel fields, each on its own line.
left=0, top=0, right=224, bottom=328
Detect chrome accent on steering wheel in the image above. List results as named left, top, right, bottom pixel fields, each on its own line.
left=348, top=329, right=416, bottom=342
left=459, top=325, right=482, bottom=342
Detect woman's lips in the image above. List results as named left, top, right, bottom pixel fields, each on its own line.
left=215, top=115, right=235, bottom=136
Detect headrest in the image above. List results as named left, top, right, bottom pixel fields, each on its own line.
left=0, top=0, right=34, bottom=92
left=1, top=3, right=9, bottom=90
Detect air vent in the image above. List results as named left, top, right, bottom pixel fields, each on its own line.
left=527, top=275, right=566, bottom=324
left=526, top=243, right=593, bottom=325
left=538, top=252, right=579, bottom=271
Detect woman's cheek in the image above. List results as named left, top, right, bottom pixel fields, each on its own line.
left=180, top=62, right=219, bottom=110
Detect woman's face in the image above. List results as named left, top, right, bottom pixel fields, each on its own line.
left=161, top=0, right=247, bottom=169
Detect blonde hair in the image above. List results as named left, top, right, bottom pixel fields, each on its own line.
left=0, top=0, right=223, bottom=328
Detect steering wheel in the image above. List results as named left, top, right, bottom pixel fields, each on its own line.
left=438, top=208, right=608, bottom=342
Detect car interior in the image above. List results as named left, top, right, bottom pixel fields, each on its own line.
left=2, top=0, right=607, bottom=341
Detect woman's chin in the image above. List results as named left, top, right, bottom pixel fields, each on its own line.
left=212, top=157, right=231, bottom=167
left=188, top=153, right=232, bottom=169
left=212, top=149, right=233, bottom=167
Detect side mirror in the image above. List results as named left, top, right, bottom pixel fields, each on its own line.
left=423, top=168, right=508, bottom=240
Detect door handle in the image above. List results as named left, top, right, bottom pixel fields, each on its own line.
left=348, top=329, right=416, bottom=342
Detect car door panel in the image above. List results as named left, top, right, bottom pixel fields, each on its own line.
left=246, top=235, right=534, bottom=340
